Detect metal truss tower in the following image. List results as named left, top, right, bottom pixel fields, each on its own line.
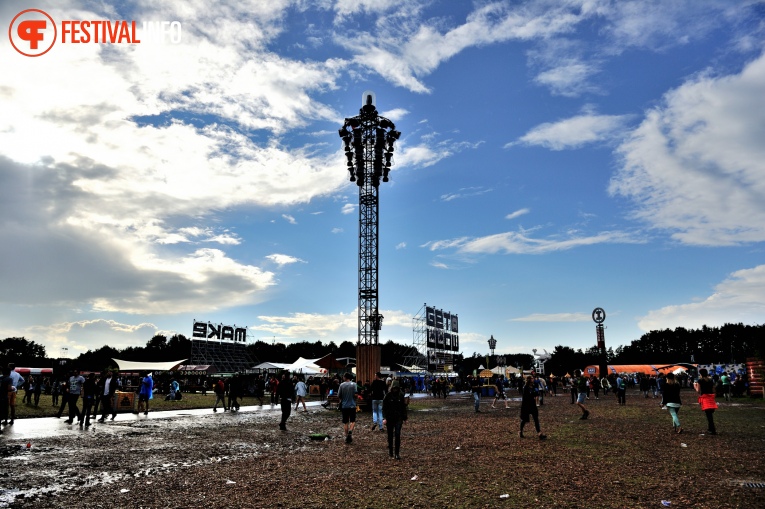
left=338, top=92, right=400, bottom=382
left=339, top=92, right=400, bottom=347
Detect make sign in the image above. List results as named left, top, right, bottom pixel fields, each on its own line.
left=192, top=321, right=247, bottom=342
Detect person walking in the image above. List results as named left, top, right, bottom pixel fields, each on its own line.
left=80, top=373, right=97, bottom=427
left=661, top=372, right=683, bottom=434
left=370, top=372, right=387, bottom=431
left=294, top=376, right=308, bottom=412
left=269, top=375, right=279, bottom=405
left=720, top=372, right=732, bottom=402
left=254, top=375, right=265, bottom=406
left=136, top=372, right=153, bottom=415
left=569, top=375, right=578, bottom=404
left=491, top=376, right=508, bottom=409
left=694, top=368, right=717, bottom=435
left=32, top=375, right=43, bottom=407
left=51, top=378, right=61, bottom=407
left=98, top=371, right=118, bottom=422
left=91, top=372, right=106, bottom=419
left=1, top=366, right=11, bottom=432
left=55, top=379, right=69, bottom=419
left=382, top=380, right=408, bottom=459
left=66, top=370, right=85, bottom=425
left=600, top=376, right=610, bottom=396
left=471, top=376, right=482, bottom=413
left=6, top=364, right=23, bottom=425
left=338, top=372, right=358, bottom=443
left=590, top=376, right=600, bottom=400
left=213, top=378, right=227, bottom=412
left=616, top=374, right=627, bottom=406
left=574, top=370, right=590, bottom=420
left=228, top=373, right=241, bottom=412
left=519, top=375, right=546, bottom=440
left=276, top=371, right=294, bottom=431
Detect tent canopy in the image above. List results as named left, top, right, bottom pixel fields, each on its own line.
left=287, top=357, right=327, bottom=375
left=112, top=358, right=187, bottom=372
left=252, top=358, right=327, bottom=375
left=14, top=367, right=53, bottom=376
left=584, top=364, right=690, bottom=377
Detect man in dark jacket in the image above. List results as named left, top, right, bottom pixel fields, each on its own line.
left=98, top=371, right=119, bottom=422
left=383, top=380, right=408, bottom=459
left=276, top=371, right=294, bottom=431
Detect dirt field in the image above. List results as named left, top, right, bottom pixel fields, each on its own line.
left=1, top=389, right=764, bottom=508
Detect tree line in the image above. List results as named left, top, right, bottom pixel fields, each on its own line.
left=1, top=322, right=761, bottom=376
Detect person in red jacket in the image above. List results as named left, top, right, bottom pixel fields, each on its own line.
left=694, top=368, right=717, bottom=435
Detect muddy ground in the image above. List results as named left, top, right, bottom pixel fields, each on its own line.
left=1, top=391, right=764, bottom=508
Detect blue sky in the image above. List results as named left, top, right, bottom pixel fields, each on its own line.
left=1, top=0, right=764, bottom=360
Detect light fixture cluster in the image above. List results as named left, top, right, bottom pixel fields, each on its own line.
left=338, top=102, right=400, bottom=188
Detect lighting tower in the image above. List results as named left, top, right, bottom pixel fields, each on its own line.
left=488, top=335, right=497, bottom=357
left=338, top=91, right=400, bottom=384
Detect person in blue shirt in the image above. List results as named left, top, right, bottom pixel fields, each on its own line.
left=137, top=372, right=153, bottom=415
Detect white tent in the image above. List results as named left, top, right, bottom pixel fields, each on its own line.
left=251, top=362, right=290, bottom=372
left=491, top=366, right=521, bottom=376
left=287, top=357, right=327, bottom=375
left=252, top=358, right=327, bottom=375
left=112, top=358, right=187, bottom=372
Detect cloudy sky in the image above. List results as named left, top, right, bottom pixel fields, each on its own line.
left=2, top=0, right=764, bottom=360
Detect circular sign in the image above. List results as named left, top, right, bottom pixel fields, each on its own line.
left=592, top=307, right=606, bottom=324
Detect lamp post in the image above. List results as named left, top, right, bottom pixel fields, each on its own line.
left=593, top=307, right=607, bottom=378
left=338, top=91, right=400, bottom=384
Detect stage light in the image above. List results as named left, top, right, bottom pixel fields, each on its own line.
left=388, top=130, right=401, bottom=140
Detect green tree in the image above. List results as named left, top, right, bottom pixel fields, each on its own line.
left=75, top=346, right=120, bottom=372
left=0, top=337, right=48, bottom=366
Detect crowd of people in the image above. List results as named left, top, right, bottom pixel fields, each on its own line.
left=0, top=361, right=751, bottom=447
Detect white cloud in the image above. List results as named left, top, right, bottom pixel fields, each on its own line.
left=441, top=187, right=492, bottom=202
left=332, top=227, right=344, bottom=234
left=506, top=208, right=530, bottom=220
left=282, top=214, right=297, bottom=224
left=511, top=312, right=591, bottom=322
left=26, top=319, right=161, bottom=355
left=424, top=229, right=642, bottom=255
left=341, top=203, right=357, bottom=214
left=251, top=307, right=412, bottom=340
left=510, top=113, right=632, bottom=150
left=335, top=2, right=591, bottom=93
left=381, top=108, right=409, bottom=122
left=398, top=140, right=482, bottom=169
left=638, top=265, right=765, bottom=331
left=266, top=254, right=306, bottom=266
left=534, top=60, right=600, bottom=97
left=395, top=242, right=407, bottom=250
left=610, top=53, right=765, bottom=245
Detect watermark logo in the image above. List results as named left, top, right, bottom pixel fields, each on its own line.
left=9, top=9, right=57, bottom=57
left=8, top=9, right=182, bottom=57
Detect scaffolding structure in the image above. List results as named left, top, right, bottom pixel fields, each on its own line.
left=404, top=305, right=428, bottom=372
left=408, top=303, right=458, bottom=374
left=190, top=339, right=258, bottom=374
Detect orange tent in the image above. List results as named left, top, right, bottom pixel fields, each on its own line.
left=583, top=364, right=690, bottom=377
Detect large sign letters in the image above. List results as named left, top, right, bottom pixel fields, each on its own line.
left=192, top=320, right=247, bottom=343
